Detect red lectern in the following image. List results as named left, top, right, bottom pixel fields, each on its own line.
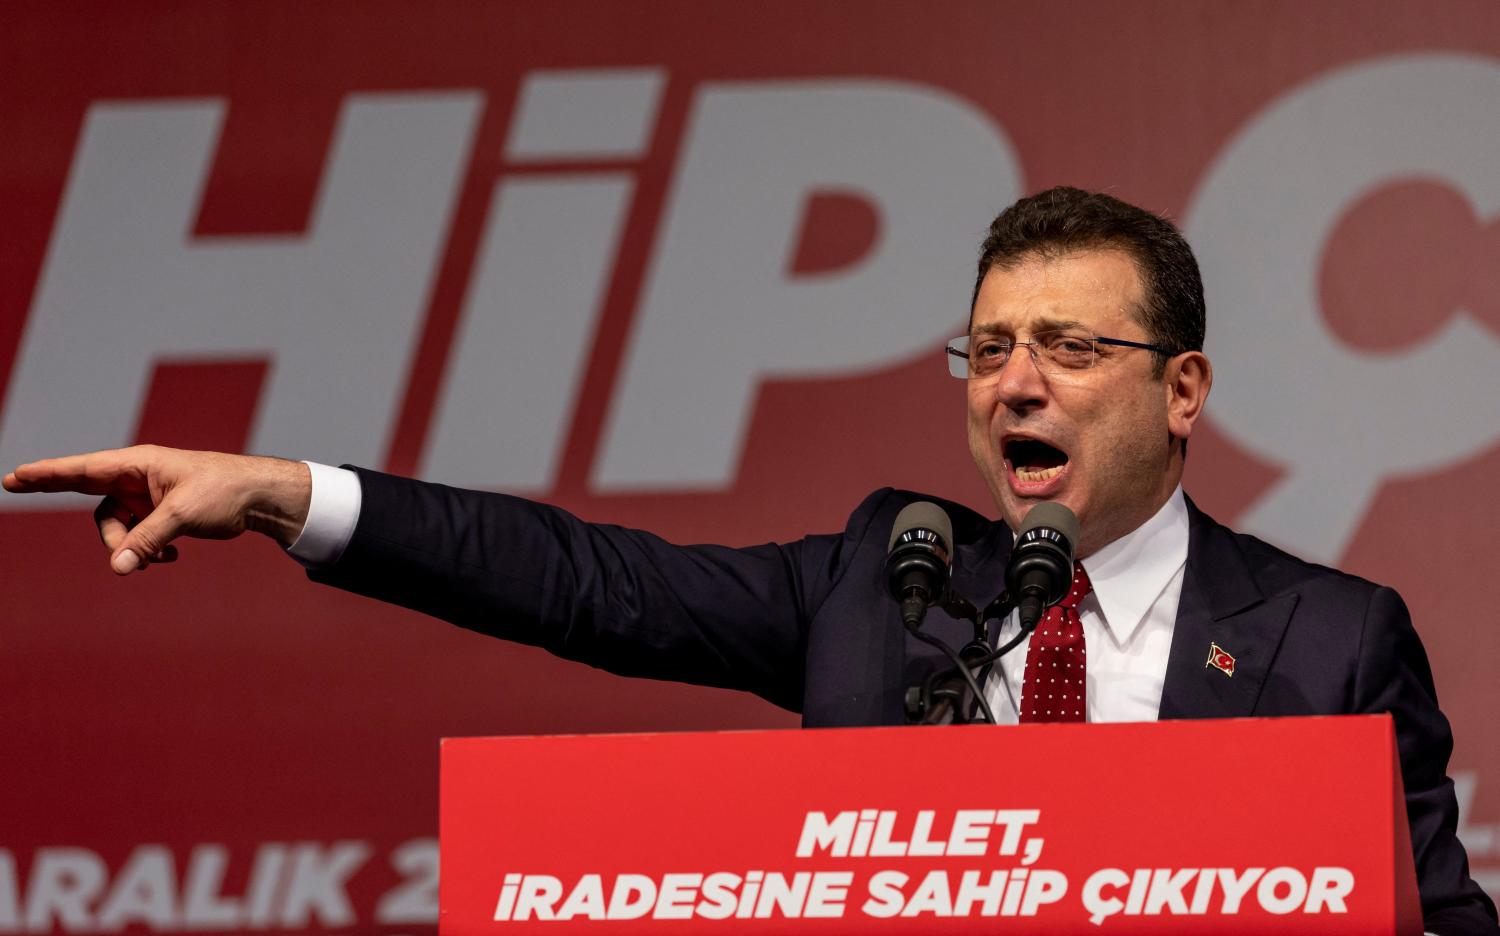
left=440, top=715, right=1421, bottom=934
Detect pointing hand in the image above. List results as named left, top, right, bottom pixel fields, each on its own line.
left=3, top=444, right=312, bottom=574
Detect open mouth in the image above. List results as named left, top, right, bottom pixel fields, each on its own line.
left=1004, top=437, right=1069, bottom=483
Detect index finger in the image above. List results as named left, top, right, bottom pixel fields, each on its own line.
left=4, top=448, right=150, bottom=495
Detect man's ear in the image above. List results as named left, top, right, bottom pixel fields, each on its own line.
left=1165, top=351, right=1212, bottom=444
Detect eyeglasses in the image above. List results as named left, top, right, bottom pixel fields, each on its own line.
left=945, top=329, right=1174, bottom=379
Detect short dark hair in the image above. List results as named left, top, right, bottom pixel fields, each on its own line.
left=971, top=187, right=1205, bottom=375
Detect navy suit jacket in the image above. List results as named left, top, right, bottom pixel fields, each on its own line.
left=310, top=469, right=1497, bottom=932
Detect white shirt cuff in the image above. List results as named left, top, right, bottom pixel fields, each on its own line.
left=286, top=462, right=362, bottom=567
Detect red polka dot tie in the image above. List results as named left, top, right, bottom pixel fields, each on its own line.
left=1018, top=562, right=1092, bottom=723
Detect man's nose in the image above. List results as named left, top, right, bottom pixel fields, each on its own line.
left=991, top=344, right=1049, bottom=413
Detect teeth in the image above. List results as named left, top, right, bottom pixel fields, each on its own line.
left=1015, top=465, right=1064, bottom=482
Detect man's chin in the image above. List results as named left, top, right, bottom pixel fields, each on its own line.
left=996, top=488, right=1090, bottom=543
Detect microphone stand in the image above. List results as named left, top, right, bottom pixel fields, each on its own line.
left=904, top=591, right=1023, bottom=726
left=898, top=501, right=1078, bottom=726
left=963, top=592, right=1034, bottom=672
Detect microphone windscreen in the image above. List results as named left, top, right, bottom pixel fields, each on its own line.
left=888, top=501, right=954, bottom=554
left=1018, top=501, right=1080, bottom=551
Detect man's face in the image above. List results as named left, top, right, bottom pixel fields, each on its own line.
left=966, top=248, right=1182, bottom=556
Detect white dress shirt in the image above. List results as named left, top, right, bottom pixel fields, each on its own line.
left=983, top=486, right=1188, bottom=724
left=286, top=462, right=362, bottom=566
left=288, top=464, right=1188, bottom=727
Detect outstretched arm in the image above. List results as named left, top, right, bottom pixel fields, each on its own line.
left=2, top=445, right=312, bottom=574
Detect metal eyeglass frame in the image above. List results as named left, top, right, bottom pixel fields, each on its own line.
left=944, top=331, right=1175, bottom=378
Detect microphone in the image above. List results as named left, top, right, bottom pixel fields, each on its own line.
left=885, top=502, right=954, bottom=629
left=887, top=501, right=999, bottom=726
left=1006, top=502, right=1079, bottom=634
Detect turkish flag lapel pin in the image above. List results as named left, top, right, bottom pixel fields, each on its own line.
left=1205, top=642, right=1236, bottom=677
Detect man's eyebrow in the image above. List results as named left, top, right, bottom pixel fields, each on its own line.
left=970, top=317, right=1086, bottom=336
left=1034, top=316, right=1086, bottom=332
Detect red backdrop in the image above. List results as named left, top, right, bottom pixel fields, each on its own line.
left=1, top=2, right=1496, bottom=932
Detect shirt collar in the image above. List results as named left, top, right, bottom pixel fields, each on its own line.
left=1078, top=486, right=1189, bottom=645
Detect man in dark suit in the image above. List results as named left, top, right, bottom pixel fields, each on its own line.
left=6, top=187, right=1496, bottom=932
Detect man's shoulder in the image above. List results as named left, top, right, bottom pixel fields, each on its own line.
left=845, top=487, right=1007, bottom=547
left=1186, top=494, right=1390, bottom=605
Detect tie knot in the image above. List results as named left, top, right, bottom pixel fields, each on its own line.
left=1057, top=561, right=1092, bottom=609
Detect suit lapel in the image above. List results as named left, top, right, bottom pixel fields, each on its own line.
left=1158, top=499, right=1297, bottom=720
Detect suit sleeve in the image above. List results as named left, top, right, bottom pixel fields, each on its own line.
left=305, top=468, right=883, bottom=713
left=1355, top=586, right=1499, bottom=934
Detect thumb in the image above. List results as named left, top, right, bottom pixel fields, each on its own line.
left=112, top=505, right=183, bottom=575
